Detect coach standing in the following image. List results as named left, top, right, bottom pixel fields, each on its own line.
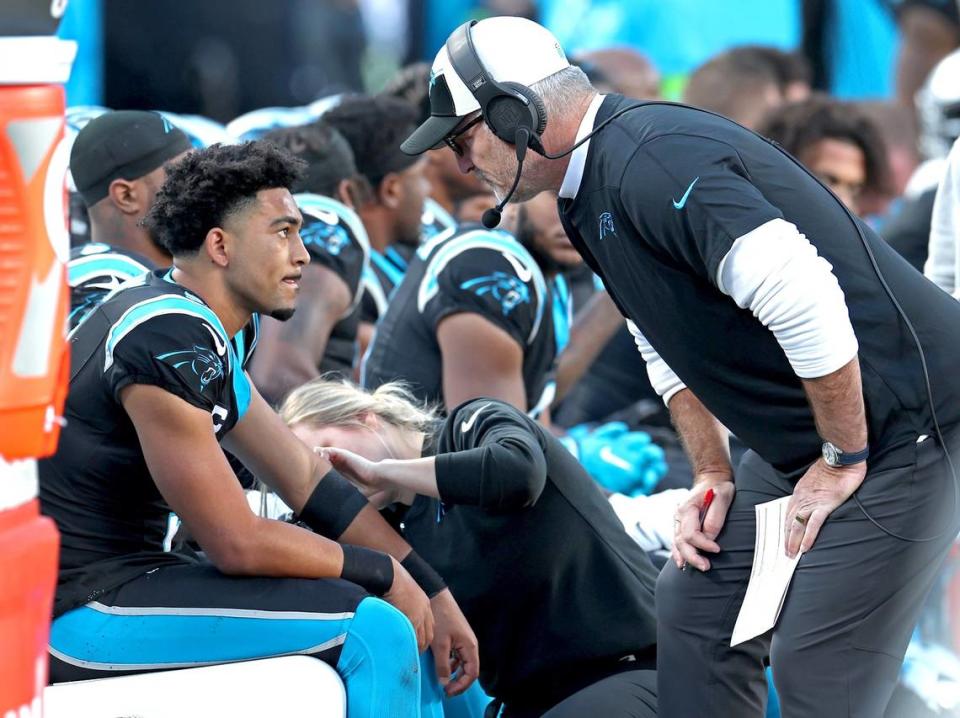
left=400, top=16, right=960, bottom=718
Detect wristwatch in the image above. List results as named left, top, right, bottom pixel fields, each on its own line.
left=821, top=441, right=869, bottom=468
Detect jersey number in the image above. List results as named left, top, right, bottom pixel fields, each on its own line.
left=212, top=405, right=228, bottom=433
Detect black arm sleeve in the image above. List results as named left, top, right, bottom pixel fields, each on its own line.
left=433, top=399, right=548, bottom=511
left=296, top=468, right=370, bottom=539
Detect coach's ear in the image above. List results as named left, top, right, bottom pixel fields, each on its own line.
left=204, top=227, right=230, bottom=267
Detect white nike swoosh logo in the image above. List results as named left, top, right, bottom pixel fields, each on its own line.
left=460, top=402, right=492, bottom=434
left=202, top=323, right=227, bottom=356
left=502, top=252, right=533, bottom=283
left=86, top=275, right=123, bottom=292
left=307, top=208, right=340, bottom=226
left=599, top=445, right=633, bottom=471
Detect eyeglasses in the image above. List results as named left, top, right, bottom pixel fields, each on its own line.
left=443, top=114, right=483, bottom=156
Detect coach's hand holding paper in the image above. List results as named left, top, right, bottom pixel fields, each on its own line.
left=730, top=456, right=866, bottom=646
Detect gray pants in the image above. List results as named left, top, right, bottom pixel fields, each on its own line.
left=499, top=668, right=658, bottom=718
left=657, top=430, right=960, bottom=718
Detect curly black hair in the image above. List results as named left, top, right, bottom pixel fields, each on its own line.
left=145, top=141, right=305, bottom=256
left=757, top=95, right=894, bottom=197
left=262, top=121, right=357, bottom=197
left=323, top=94, right=420, bottom=190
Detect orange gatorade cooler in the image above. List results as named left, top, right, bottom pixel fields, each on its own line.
left=0, top=13, right=77, bottom=717
left=0, top=460, right=60, bottom=717
left=0, top=37, right=76, bottom=461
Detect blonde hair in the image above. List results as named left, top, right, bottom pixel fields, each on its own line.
left=280, top=376, right=440, bottom=434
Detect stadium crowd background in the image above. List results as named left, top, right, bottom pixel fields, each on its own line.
left=34, top=0, right=960, bottom=716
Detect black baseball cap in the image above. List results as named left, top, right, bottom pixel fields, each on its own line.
left=70, top=110, right=192, bottom=206
left=400, top=71, right=463, bottom=156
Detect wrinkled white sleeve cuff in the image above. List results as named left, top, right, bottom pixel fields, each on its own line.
left=626, top=320, right=686, bottom=405
left=716, top=218, right=858, bottom=379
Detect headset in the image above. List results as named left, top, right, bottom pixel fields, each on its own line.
left=448, top=23, right=959, bottom=543
left=446, top=21, right=548, bottom=153
left=448, top=20, right=678, bottom=229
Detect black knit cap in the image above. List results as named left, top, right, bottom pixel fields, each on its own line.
left=70, top=110, right=192, bottom=207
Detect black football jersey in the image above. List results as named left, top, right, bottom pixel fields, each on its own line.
left=39, top=269, right=255, bottom=614
left=68, top=243, right=153, bottom=330
left=68, top=242, right=260, bottom=371
left=295, top=193, right=370, bottom=373
left=359, top=242, right=417, bottom=325
left=362, top=226, right=557, bottom=416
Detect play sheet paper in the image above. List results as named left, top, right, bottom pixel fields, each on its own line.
left=730, top=496, right=803, bottom=647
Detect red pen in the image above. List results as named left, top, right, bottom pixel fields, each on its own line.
left=681, top=487, right=716, bottom=572
left=699, top=487, right=716, bottom=526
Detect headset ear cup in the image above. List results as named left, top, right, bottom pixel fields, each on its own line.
left=502, top=82, right=547, bottom=136
left=485, top=97, right=523, bottom=142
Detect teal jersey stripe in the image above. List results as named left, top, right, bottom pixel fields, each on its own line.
left=418, top=230, right=547, bottom=343
left=68, top=255, right=150, bottom=286
left=104, top=294, right=233, bottom=373
left=420, top=197, right=456, bottom=235
left=370, top=249, right=406, bottom=287
left=552, top=275, right=572, bottom=355
left=234, top=366, right=252, bottom=420
left=233, top=327, right=246, bottom=367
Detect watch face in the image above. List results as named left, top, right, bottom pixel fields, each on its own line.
left=823, top=443, right=840, bottom=466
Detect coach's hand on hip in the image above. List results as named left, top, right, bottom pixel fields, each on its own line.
left=672, top=475, right=736, bottom=572
left=784, top=459, right=867, bottom=558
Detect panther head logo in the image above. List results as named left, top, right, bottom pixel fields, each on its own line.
left=301, top=222, right=348, bottom=256
left=599, top=212, right=615, bottom=240
left=460, top=271, right=531, bottom=316
left=156, top=345, right=225, bottom=391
